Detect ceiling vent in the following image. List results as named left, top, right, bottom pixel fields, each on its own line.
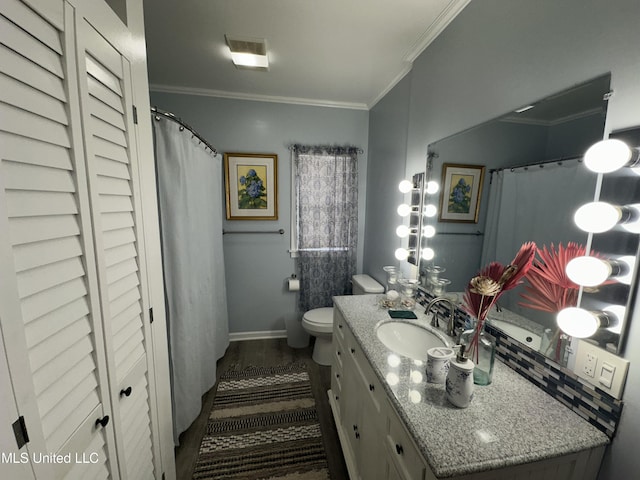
left=225, top=35, right=269, bottom=70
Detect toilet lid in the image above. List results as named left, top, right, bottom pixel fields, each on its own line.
left=303, top=307, right=333, bottom=326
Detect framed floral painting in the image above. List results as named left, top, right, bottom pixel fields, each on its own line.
left=224, top=153, right=278, bottom=220
left=438, top=163, right=485, bottom=223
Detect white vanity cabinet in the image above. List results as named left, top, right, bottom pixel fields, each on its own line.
left=330, top=309, right=388, bottom=480
left=329, top=303, right=607, bottom=480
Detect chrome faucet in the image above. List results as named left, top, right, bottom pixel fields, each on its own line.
left=425, top=296, right=458, bottom=338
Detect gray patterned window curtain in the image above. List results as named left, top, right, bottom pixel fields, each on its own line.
left=294, top=145, right=359, bottom=312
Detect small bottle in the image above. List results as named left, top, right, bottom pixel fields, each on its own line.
left=446, top=345, right=475, bottom=408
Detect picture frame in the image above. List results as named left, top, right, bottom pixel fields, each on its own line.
left=224, top=153, right=278, bottom=220
left=438, top=163, right=485, bottom=223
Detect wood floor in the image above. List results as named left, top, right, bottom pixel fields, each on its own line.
left=174, top=338, right=349, bottom=480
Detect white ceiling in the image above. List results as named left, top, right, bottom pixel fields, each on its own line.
left=143, top=0, right=470, bottom=110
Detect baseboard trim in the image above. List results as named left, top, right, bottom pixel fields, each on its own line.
left=229, top=330, right=288, bottom=342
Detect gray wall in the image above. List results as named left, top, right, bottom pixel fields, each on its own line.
left=363, top=0, right=640, bottom=478
left=362, top=75, right=412, bottom=287
left=150, top=92, right=369, bottom=334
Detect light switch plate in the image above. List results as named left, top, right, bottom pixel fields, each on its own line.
left=575, top=340, right=629, bottom=399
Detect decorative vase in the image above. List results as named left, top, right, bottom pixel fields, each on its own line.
left=460, top=321, right=496, bottom=386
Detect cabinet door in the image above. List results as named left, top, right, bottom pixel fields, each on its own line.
left=74, top=14, right=157, bottom=480
left=0, top=1, right=118, bottom=478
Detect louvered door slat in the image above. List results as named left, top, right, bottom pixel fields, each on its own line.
left=20, top=276, right=87, bottom=324
left=8, top=214, right=79, bottom=244
left=0, top=131, right=71, bottom=169
left=91, top=115, right=127, bottom=146
left=25, top=296, right=89, bottom=348
left=94, top=136, right=128, bottom=163
left=28, top=316, right=90, bottom=371
left=0, top=102, right=70, bottom=146
left=0, top=0, right=61, bottom=54
left=32, top=335, right=92, bottom=394
left=13, top=235, right=82, bottom=272
left=103, top=227, right=135, bottom=250
left=37, top=354, right=95, bottom=417
left=108, top=272, right=139, bottom=302
left=0, top=71, right=68, bottom=124
left=17, top=256, right=85, bottom=298
left=112, top=302, right=142, bottom=337
left=86, top=55, right=122, bottom=96
left=0, top=15, right=63, bottom=77
left=87, top=75, right=123, bottom=113
left=99, top=176, right=133, bottom=197
left=0, top=44, right=66, bottom=101
left=102, top=211, right=134, bottom=231
left=90, top=96, right=126, bottom=131
left=105, top=243, right=137, bottom=267
left=6, top=190, right=77, bottom=217
left=45, top=380, right=100, bottom=453
left=2, top=160, right=74, bottom=192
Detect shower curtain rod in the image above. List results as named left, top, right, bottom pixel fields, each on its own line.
left=151, top=107, right=218, bottom=155
left=489, top=154, right=582, bottom=174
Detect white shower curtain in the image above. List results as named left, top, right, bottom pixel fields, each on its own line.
left=152, top=117, right=229, bottom=444
left=480, top=160, right=595, bottom=314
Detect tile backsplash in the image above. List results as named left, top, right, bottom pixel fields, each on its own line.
left=418, top=290, right=623, bottom=437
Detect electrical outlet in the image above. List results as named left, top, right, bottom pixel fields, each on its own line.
left=575, top=340, right=630, bottom=400
left=583, top=352, right=597, bottom=377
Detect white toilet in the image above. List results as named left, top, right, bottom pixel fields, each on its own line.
left=302, top=274, right=384, bottom=365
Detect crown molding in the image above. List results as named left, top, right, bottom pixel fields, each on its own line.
left=403, top=0, right=472, bottom=63
left=149, top=84, right=369, bottom=111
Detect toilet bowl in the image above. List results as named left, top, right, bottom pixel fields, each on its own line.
left=302, top=274, right=384, bottom=365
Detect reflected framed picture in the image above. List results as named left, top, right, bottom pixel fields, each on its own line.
left=224, top=153, right=278, bottom=220
left=438, top=163, right=485, bottom=223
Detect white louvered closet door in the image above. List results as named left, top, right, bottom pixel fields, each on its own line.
left=75, top=16, right=158, bottom=480
left=0, top=1, right=118, bottom=479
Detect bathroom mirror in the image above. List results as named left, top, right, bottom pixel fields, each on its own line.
left=420, top=74, right=615, bottom=365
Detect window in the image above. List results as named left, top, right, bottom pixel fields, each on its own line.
left=291, top=145, right=360, bottom=310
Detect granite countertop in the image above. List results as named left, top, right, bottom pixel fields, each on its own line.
left=333, top=295, right=609, bottom=478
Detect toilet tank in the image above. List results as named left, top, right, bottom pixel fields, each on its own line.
left=352, top=274, right=384, bottom=295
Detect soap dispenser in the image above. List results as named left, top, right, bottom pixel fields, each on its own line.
left=446, top=345, right=475, bottom=408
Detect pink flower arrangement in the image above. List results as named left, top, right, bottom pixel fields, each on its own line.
left=519, top=242, right=587, bottom=313
left=462, top=242, right=537, bottom=362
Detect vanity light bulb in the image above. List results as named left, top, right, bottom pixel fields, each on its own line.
left=556, top=307, right=599, bottom=338
left=397, top=204, right=411, bottom=217
left=604, top=305, right=625, bottom=334
left=396, top=225, right=410, bottom=238
left=574, top=202, right=620, bottom=233
left=425, top=181, right=440, bottom=195
left=423, top=225, right=436, bottom=238
left=584, top=139, right=634, bottom=173
left=617, top=256, right=636, bottom=285
left=422, top=247, right=435, bottom=260
left=398, top=180, right=413, bottom=193
left=395, top=248, right=409, bottom=261
left=424, top=204, right=437, bottom=218
left=566, top=256, right=611, bottom=287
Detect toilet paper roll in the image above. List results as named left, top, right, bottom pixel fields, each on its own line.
left=287, top=278, right=300, bottom=291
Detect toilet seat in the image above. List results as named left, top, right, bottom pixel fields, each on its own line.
left=302, top=307, right=333, bottom=334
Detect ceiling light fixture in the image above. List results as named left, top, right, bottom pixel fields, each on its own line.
left=225, top=35, right=269, bottom=70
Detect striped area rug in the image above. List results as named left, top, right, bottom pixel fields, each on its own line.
left=193, top=363, right=331, bottom=479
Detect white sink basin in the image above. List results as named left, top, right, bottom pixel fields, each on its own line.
left=376, top=321, right=449, bottom=360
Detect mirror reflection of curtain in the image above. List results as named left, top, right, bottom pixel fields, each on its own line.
left=152, top=117, right=229, bottom=443
left=294, top=147, right=359, bottom=311
left=481, top=161, right=596, bottom=319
